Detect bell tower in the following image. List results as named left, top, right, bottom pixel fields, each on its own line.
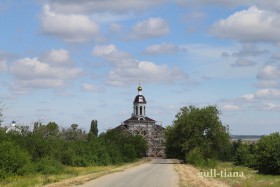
left=133, top=82, right=147, bottom=119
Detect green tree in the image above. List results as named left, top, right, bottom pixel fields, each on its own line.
left=90, top=120, right=98, bottom=137
left=165, top=105, right=231, bottom=165
left=33, top=121, right=59, bottom=138
left=256, top=132, right=280, bottom=174
left=0, top=98, right=5, bottom=127
left=234, top=143, right=257, bottom=168
left=0, top=141, right=32, bottom=178
left=61, top=124, right=87, bottom=141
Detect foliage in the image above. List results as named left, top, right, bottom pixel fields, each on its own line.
left=35, top=156, right=64, bottom=174
left=90, top=120, right=98, bottom=137
left=0, top=97, right=5, bottom=126
left=0, top=120, right=148, bottom=179
left=165, top=105, right=232, bottom=166
left=234, top=142, right=257, bottom=168
left=255, top=132, right=280, bottom=175
left=0, top=141, right=32, bottom=178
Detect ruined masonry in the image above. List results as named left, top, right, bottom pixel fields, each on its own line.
left=116, top=84, right=165, bottom=157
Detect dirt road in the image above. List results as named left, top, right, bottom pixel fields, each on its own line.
left=78, top=158, right=178, bottom=187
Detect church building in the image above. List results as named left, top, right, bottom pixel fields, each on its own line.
left=116, top=83, right=165, bottom=157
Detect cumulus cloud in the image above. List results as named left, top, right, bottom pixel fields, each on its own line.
left=260, top=102, right=280, bottom=111
left=177, top=0, right=280, bottom=11
left=128, top=17, right=169, bottom=39
left=257, top=64, right=280, bottom=80
left=241, top=94, right=255, bottom=101
left=46, top=49, right=69, bottom=63
left=255, top=88, right=280, bottom=99
left=232, top=43, right=269, bottom=57
left=92, top=44, right=187, bottom=86
left=9, top=57, right=83, bottom=94
left=0, top=60, right=7, bottom=72
left=82, top=83, right=102, bottom=92
left=255, top=80, right=280, bottom=88
left=143, top=43, right=186, bottom=55
left=41, top=5, right=100, bottom=42
left=109, top=23, right=122, bottom=33
left=231, top=58, right=256, bottom=67
left=211, top=6, right=280, bottom=42
left=47, top=0, right=166, bottom=14
left=222, top=104, right=241, bottom=111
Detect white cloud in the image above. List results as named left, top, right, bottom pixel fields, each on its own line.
left=211, top=6, right=280, bottom=42
left=177, top=0, right=280, bottom=11
left=177, top=0, right=249, bottom=7
left=92, top=44, right=131, bottom=63
left=92, top=44, right=187, bottom=86
left=47, top=0, right=166, bottom=14
left=47, top=49, right=69, bottom=63
left=109, top=23, right=122, bottom=33
left=231, top=58, right=256, bottom=67
left=260, top=102, right=280, bottom=111
left=82, top=83, right=101, bottom=92
left=255, top=80, right=279, bottom=88
left=41, top=5, right=100, bottom=42
left=257, top=64, right=280, bottom=80
left=0, top=60, right=7, bottom=72
left=222, top=104, right=241, bottom=111
left=128, top=17, right=169, bottom=39
left=241, top=94, right=255, bottom=101
left=10, top=57, right=83, bottom=93
left=143, top=43, right=186, bottom=55
left=255, top=88, right=280, bottom=99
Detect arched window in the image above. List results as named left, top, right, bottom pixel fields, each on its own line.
left=144, top=106, right=146, bottom=116
left=135, top=106, right=138, bottom=115
left=140, top=106, right=142, bottom=115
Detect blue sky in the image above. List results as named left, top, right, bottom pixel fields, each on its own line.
left=1, top=0, right=280, bottom=135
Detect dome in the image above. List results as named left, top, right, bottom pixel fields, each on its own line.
left=138, top=86, right=142, bottom=91
left=134, top=95, right=147, bottom=103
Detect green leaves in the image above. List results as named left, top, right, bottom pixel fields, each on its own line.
left=165, top=105, right=231, bottom=165
left=256, top=132, right=280, bottom=174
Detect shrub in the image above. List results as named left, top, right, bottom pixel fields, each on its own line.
left=185, top=147, right=218, bottom=168
left=0, top=141, right=32, bottom=178
left=234, top=143, right=257, bottom=168
left=256, top=133, right=280, bottom=174
left=35, top=156, right=64, bottom=174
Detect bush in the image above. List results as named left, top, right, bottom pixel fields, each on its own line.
left=185, top=147, right=217, bottom=168
left=256, top=133, right=280, bottom=174
left=234, top=143, right=257, bottom=168
left=0, top=141, right=32, bottom=178
left=35, top=157, right=64, bottom=174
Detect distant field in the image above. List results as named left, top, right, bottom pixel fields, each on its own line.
left=231, top=135, right=263, bottom=141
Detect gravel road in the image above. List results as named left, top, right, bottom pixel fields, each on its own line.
left=78, top=158, right=178, bottom=187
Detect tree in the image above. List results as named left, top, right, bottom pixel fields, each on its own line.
left=0, top=98, right=5, bottom=127
left=0, top=141, right=32, bottom=178
left=33, top=121, right=59, bottom=138
left=89, top=120, right=98, bottom=137
left=165, top=105, right=231, bottom=164
left=234, top=143, right=257, bottom=168
left=61, top=124, right=87, bottom=141
left=256, top=132, right=280, bottom=174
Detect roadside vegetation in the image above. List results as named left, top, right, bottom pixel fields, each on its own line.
left=165, top=105, right=280, bottom=186
left=0, top=120, right=147, bottom=186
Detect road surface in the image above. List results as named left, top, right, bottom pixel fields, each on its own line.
left=78, top=158, right=178, bottom=187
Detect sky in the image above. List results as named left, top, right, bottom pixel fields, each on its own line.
left=0, top=0, right=280, bottom=135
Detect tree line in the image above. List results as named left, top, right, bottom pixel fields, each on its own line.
left=164, top=105, right=280, bottom=175
left=0, top=120, right=147, bottom=179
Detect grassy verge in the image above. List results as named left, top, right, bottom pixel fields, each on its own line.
left=200, top=162, right=280, bottom=187
left=0, top=158, right=150, bottom=187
